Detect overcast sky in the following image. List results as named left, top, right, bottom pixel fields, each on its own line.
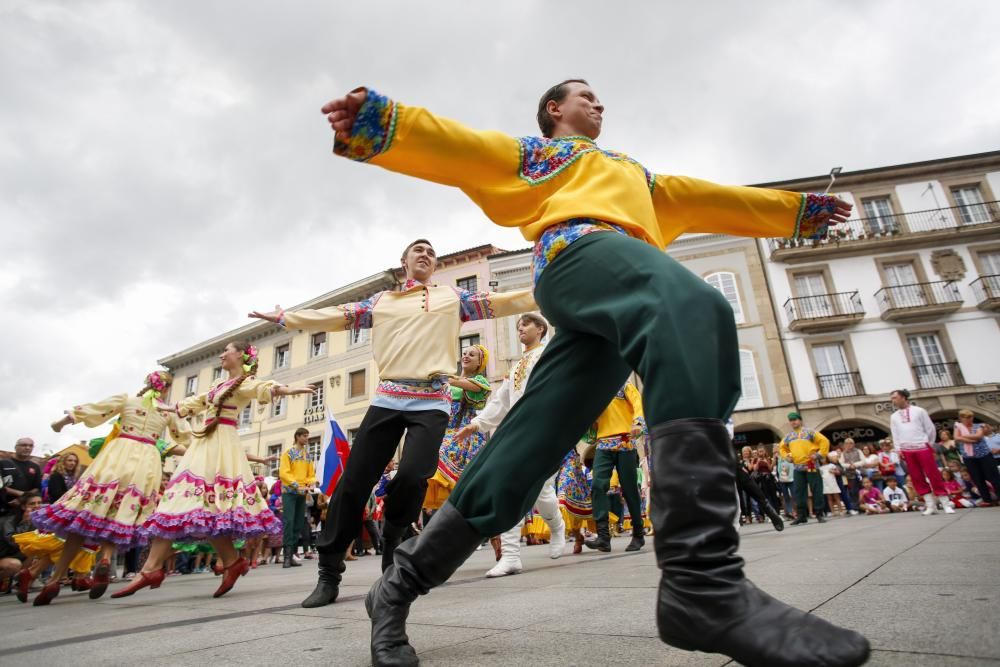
left=3, top=1, right=998, bottom=454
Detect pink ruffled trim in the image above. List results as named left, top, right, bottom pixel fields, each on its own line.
left=167, top=469, right=260, bottom=493
left=32, top=505, right=151, bottom=548
left=139, top=507, right=281, bottom=542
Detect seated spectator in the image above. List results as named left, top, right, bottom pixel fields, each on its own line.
left=942, top=469, right=975, bottom=508
left=859, top=478, right=886, bottom=515
left=903, top=476, right=925, bottom=512
left=1, top=493, right=42, bottom=579
left=860, top=445, right=882, bottom=489
left=882, top=478, right=909, bottom=513
left=935, top=429, right=962, bottom=469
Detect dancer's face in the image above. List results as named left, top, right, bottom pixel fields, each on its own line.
left=402, top=242, right=437, bottom=283
left=64, top=454, right=78, bottom=473
left=890, top=391, right=908, bottom=409
left=220, top=343, right=242, bottom=372
left=547, top=82, right=604, bottom=140
left=517, top=319, right=543, bottom=347
left=789, top=418, right=802, bottom=430
left=461, top=347, right=482, bottom=375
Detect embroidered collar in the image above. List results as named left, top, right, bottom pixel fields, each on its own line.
left=400, top=279, right=434, bottom=292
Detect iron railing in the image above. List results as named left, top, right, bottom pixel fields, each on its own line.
left=784, top=291, right=864, bottom=323
left=875, top=281, right=962, bottom=313
left=913, top=362, right=965, bottom=389
left=817, top=372, right=866, bottom=399
left=970, top=275, right=1000, bottom=305
left=768, top=200, right=1000, bottom=253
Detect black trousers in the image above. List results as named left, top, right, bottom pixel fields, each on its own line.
left=316, top=406, right=448, bottom=554
left=964, top=456, right=1000, bottom=504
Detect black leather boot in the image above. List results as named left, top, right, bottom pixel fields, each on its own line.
left=300, top=550, right=346, bottom=608
left=625, top=523, right=645, bottom=551
left=583, top=519, right=611, bottom=552
left=283, top=551, right=302, bottom=568
left=650, top=419, right=870, bottom=667
left=380, top=521, right=406, bottom=573
left=762, top=501, right=785, bottom=532
left=366, top=502, right=483, bottom=667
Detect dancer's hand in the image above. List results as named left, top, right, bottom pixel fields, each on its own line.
left=454, top=423, right=479, bottom=443
left=51, top=419, right=65, bottom=433
left=321, top=88, right=368, bottom=142
left=248, top=305, right=284, bottom=324
left=824, top=196, right=853, bottom=225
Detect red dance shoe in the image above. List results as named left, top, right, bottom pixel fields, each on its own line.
left=110, top=569, right=165, bottom=599
left=89, top=558, right=112, bottom=600
left=212, top=559, right=224, bottom=575
left=213, top=557, right=250, bottom=598
left=33, top=581, right=61, bottom=606
left=16, top=568, right=34, bottom=603
left=71, top=576, right=93, bottom=592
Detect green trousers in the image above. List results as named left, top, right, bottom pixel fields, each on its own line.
left=793, top=469, right=826, bottom=516
left=450, top=232, right=740, bottom=535
left=282, top=491, right=306, bottom=548
left=592, top=448, right=642, bottom=524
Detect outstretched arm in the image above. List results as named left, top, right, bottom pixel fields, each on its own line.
left=322, top=88, right=520, bottom=190
left=457, top=288, right=537, bottom=322
left=250, top=294, right=380, bottom=333
left=652, top=174, right=851, bottom=241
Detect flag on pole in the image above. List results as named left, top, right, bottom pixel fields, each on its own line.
left=317, top=409, right=351, bottom=497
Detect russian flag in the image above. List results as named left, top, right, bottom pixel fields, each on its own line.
left=317, top=409, right=351, bottom=497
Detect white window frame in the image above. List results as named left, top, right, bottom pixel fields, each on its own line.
left=734, top=349, right=763, bottom=410
left=704, top=272, right=745, bottom=324
left=456, top=275, right=478, bottom=293
left=309, top=381, right=325, bottom=410
left=274, top=343, right=291, bottom=370
left=185, top=376, right=198, bottom=397
left=270, top=395, right=287, bottom=418
left=952, top=186, right=990, bottom=225
left=347, top=327, right=371, bottom=348
left=212, top=367, right=224, bottom=383
left=310, top=332, right=327, bottom=359
left=266, top=444, right=282, bottom=477
left=238, top=405, right=253, bottom=431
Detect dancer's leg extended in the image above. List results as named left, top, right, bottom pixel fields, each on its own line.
left=368, top=233, right=867, bottom=666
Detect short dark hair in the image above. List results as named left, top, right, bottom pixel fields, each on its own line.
left=518, top=312, right=549, bottom=338
left=294, top=427, right=309, bottom=439
left=19, top=492, right=41, bottom=508
left=891, top=388, right=910, bottom=400
left=536, top=79, right=589, bottom=138
left=401, top=239, right=434, bottom=261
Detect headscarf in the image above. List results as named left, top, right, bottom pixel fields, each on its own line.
left=468, top=344, right=489, bottom=376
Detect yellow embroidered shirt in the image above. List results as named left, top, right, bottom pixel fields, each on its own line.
left=595, top=382, right=647, bottom=451
left=333, top=89, right=840, bottom=257
left=282, top=280, right=534, bottom=391
left=779, top=428, right=831, bottom=467
left=279, top=447, right=317, bottom=493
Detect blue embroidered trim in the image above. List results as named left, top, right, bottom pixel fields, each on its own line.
left=517, top=136, right=654, bottom=193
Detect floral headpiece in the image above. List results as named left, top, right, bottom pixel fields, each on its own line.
left=142, top=371, right=170, bottom=407
left=242, top=345, right=259, bottom=374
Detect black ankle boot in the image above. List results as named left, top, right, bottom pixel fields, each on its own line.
left=650, top=419, right=870, bottom=667
left=584, top=519, right=611, bottom=552
left=625, top=524, right=645, bottom=552
left=283, top=551, right=302, bottom=568
left=300, top=551, right=346, bottom=608
left=366, top=503, right=482, bottom=667
left=380, top=521, right=406, bottom=573
left=762, top=502, right=784, bottom=532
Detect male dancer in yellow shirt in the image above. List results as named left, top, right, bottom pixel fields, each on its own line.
left=319, top=80, right=868, bottom=667
left=278, top=427, right=317, bottom=568
left=584, top=382, right=646, bottom=552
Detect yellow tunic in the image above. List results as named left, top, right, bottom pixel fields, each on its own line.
left=283, top=281, right=533, bottom=389
left=335, top=89, right=833, bottom=249
left=779, top=429, right=831, bottom=467
left=143, top=376, right=281, bottom=542
left=596, top=383, right=646, bottom=439
left=32, top=394, right=191, bottom=547
left=279, top=447, right=317, bottom=492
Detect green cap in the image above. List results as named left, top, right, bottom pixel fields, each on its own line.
left=787, top=412, right=801, bottom=421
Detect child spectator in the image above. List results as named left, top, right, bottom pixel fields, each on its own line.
left=903, top=476, right=924, bottom=512
left=882, top=478, right=909, bottom=513
left=820, top=453, right=845, bottom=516
left=859, top=478, right=886, bottom=514
left=942, top=469, right=974, bottom=508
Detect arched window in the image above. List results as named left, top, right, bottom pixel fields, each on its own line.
left=704, top=271, right=745, bottom=324
left=734, top=349, right=763, bottom=410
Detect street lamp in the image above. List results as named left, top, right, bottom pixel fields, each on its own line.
left=824, top=166, right=843, bottom=195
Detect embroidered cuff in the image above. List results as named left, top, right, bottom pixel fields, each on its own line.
left=633, top=416, right=648, bottom=435
left=333, top=88, right=399, bottom=162
left=793, top=193, right=839, bottom=240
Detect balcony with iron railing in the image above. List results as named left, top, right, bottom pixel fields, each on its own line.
left=817, top=371, right=866, bottom=399
left=875, top=281, right=963, bottom=321
left=767, top=200, right=1000, bottom=261
left=970, top=275, right=1000, bottom=311
left=784, top=291, right=865, bottom=332
left=913, top=362, right=965, bottom=390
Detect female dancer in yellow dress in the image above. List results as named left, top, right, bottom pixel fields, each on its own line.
left=423, top=345, right=491, bottom=512
left=29, top=371, right=192, bottom=605
left=113, top=340, right=314, bottom=599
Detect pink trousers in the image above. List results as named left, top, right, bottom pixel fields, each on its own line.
left=901, top=447, right=946, bottom=496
